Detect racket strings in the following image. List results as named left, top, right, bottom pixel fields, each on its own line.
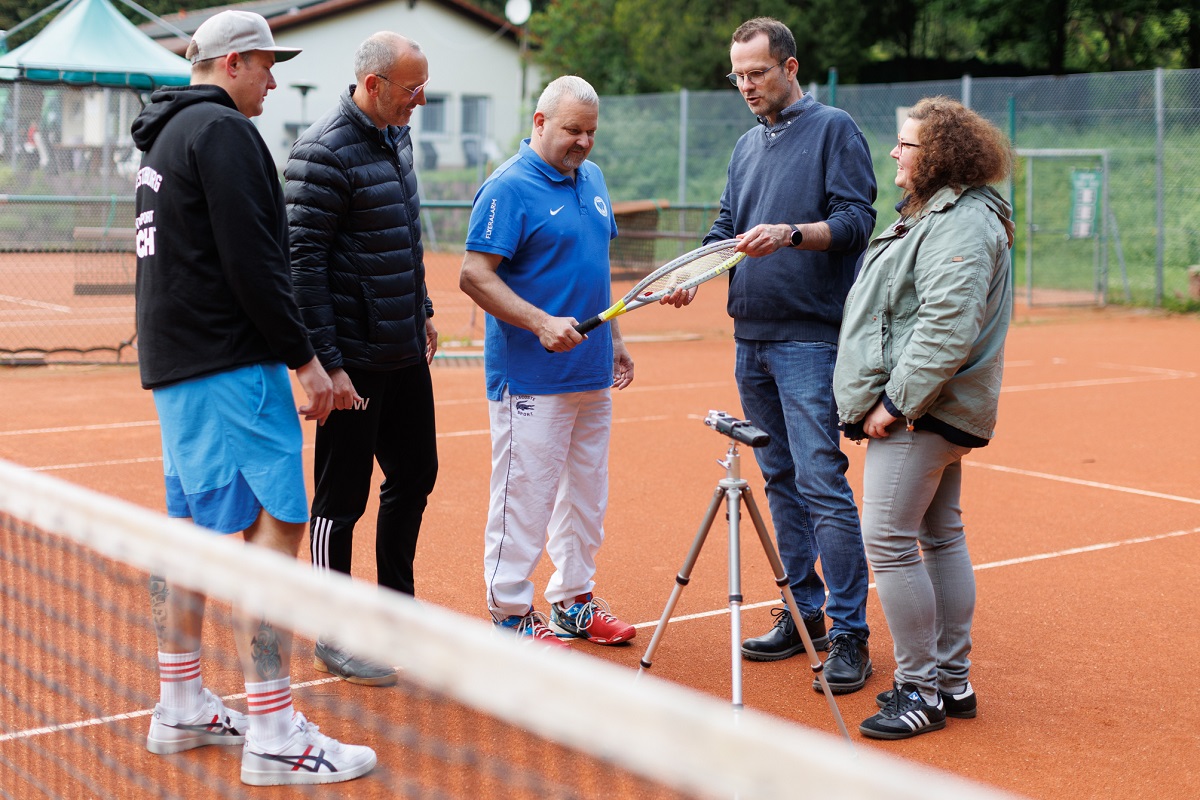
left=640, top=247, right=740, bottom=296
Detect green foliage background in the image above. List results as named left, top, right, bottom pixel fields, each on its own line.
left=2, top=0, right=1194, bottom=86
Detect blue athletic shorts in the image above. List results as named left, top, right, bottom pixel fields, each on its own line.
left=153, top=362, right=308, bottom=534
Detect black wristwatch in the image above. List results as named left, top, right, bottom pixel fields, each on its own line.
left=788, top=224, right=804, bottom=247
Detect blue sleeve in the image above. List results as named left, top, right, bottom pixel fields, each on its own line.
left=824, top=129, right=878, bottom=254
left=705, top=166, right=737, bottom=245
left=465, top=175, right=526, bottom=258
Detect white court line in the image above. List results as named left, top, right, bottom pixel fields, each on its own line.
left=0, top=294, right=72, bottom=313
left=8, top=361, right=1186, bottom=441
left=30, top=419, right=671, bottom=468
left=0, top=421, right=158, bottom=437
left=1001, top=360, right=1195, bottom=393
left=0, top=676, right=342, bottom=743
left=434, top=381, right=724, bottom=407
left=30, top=456, right=163, bottom=472
left=1002, top=374, right=1193, bottom=393
left=410, top=413, right=671, bottom=442
left=965, top=461, right=1200, bottom=506
left=631, top=525, right=1200, bottom=629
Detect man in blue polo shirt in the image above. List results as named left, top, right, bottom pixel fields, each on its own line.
left=460, top=75, right=636, bottom=648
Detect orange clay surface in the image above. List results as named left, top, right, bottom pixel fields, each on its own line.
left=3, top=261, right=1200, bottom=799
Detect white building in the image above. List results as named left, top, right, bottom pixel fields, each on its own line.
left=145, top=0, right=536, bottom=171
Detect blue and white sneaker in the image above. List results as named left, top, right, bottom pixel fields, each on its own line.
left=495, top=610, right=570, bottom=648
left=859, top=682, right=947, bottom=740
left=146, top=687, right=248, bottom=755
left=241, top=712, right=376, bottom=786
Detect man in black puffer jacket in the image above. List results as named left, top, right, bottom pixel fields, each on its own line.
left=285, top=31, right=438, bottom=687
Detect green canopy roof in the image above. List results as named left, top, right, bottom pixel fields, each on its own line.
left=0, top=0, right=191, bottom=89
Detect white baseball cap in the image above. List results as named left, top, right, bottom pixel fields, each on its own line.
left=188, top=10, right=302, bottom=64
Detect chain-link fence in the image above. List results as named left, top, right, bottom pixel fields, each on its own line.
left=4, top=69, right=1199, bottom=363
left=590, top=68, right=1200, bottom=310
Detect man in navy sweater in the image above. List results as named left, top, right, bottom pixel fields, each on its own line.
left=704, top=16, right=878, bottom=694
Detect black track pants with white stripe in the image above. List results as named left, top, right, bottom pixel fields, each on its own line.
left=309, top=362, right=438, bottom=595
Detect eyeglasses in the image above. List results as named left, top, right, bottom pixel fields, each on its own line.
left=897, top=139, right=922, bottom=154
left=373, top=73, right=428, bottom=100
left=726, top=63, right=783, bottom=87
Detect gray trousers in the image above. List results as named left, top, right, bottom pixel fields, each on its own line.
left=861, top=425, right=976, bottom=697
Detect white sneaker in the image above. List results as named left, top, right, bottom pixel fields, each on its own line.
left=240, top=712, right=377, bottom=786
left=146, top=687, right=248, bottom=755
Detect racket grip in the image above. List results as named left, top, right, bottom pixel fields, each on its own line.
left=575, top=316, right=604, bottom=336
left=545, top=316, right=604, bottom=353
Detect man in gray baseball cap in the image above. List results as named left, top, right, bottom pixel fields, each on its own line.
left=186, top=9, right=302, bottom=64
left=131, top=6, right=378, bottom=788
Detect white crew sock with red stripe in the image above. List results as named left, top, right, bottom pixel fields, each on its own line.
left=157, top=650, right=203, bottom=716
left=245, top=677, right=295, bottom=749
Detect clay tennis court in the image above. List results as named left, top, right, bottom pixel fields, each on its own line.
left=2, top=251, right=1199, bottom=798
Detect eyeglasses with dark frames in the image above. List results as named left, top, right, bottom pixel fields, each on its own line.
left=726, top=62, right=783, bottom=87
left=896, top=139, right=922, bottom=154
left=372, top=73, right=429, bottom=100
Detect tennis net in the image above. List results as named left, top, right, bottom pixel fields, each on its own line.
left=0, top=458, right=1019, bottom=799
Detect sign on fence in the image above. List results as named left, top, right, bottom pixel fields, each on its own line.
left=1069, top=169, right=1102, bottom=239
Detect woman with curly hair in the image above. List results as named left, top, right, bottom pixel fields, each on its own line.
left=833, top=96, right=1015, bottom=740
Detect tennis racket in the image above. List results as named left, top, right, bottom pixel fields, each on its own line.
left=574, top=239, right=746, bottom=336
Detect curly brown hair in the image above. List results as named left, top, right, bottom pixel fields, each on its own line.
left=902, top=96, right=1013, bottom=214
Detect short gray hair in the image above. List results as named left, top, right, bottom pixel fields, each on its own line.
left=353, top=32, right=421, bottom=81
left=535, top=76, right=598, bottom=119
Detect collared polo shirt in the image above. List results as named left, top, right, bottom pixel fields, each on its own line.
left=466, top=138, right=618, bottom=401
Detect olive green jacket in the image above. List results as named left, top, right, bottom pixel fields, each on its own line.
left=833, top=184, right=1015, bottom=439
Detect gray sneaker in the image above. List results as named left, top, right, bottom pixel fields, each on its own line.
left=313, top=640, right=397, bottom=687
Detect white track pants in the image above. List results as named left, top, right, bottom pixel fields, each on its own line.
left=484, top=389, right=611, bottom=619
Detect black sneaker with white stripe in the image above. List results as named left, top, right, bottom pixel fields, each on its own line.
left=876, top=682, right=977, bottom=719
left=859, top=682, right=947, bottom=740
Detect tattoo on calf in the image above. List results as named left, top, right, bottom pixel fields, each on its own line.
left=250, top=622, right=284, bottom=680
left=148, top=575, right=169, bottom=642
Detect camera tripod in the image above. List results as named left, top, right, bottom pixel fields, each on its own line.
left=637, top=420, right=852, bottom=742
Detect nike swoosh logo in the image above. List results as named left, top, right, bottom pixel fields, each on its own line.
left=550, top=206, right=564, bottom=216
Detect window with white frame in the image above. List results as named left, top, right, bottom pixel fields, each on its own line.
left=421, top=95, right=447, bottom=135
left=461, top=95, right=489, bottom=138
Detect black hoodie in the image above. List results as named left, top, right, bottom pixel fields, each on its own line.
left=132, top=84, right=314, bottom=389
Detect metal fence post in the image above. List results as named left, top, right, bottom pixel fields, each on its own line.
left=678, top=88, right=688, bottom=205
left=1008, top=94, right=1016, bottom=303
left=962, top=74, right=972, bottom=108
left=1154, top=66, right=1165, bottom=307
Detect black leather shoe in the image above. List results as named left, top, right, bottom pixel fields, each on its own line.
left=813, top=633, right=872, bottom=694
left=741, top=607, right=828, bottom=662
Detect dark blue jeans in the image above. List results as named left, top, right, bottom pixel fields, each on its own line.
left=735, top=339, right=869, bottom=641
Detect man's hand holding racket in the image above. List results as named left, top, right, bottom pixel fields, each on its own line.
left=537, top=313, right=586, bottom=352
left=570, top=239, right=746, bottom=336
